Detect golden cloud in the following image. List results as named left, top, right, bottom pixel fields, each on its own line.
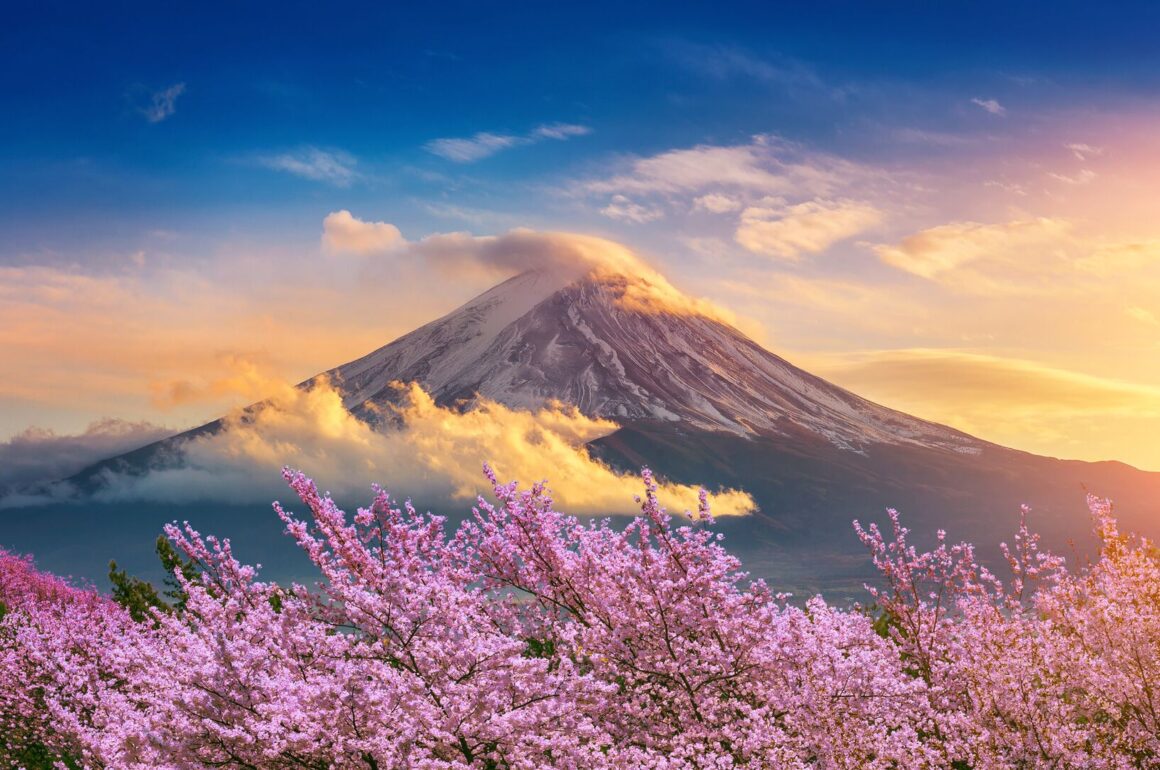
left=805, top=348, right=1160, bottom=469
left=149, top=354, right=293, bottom=408
left=873, top=218, right=1074, bottom=286
left=1075, top=239, right=1160, bottom=276
left=99, top=379, right=756, bottom=517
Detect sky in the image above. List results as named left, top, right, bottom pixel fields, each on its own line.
left=4, top=0, right=1160, bottom=493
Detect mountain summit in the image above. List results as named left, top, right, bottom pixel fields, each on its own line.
left=330, top=267, right=982, bottom=456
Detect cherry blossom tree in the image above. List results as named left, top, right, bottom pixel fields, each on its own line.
left=1, top=468, right=1157, bottom=768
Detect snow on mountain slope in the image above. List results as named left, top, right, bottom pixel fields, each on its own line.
left=328, top=269, right=566, bottom=408
left=326, top=268, right=986, bottom=456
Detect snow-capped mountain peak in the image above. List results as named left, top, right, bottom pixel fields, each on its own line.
left=326, top=267, right=984, bottom=455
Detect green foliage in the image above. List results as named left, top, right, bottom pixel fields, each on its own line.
left=8, top=741, right=81, bottom=770
left=871, top=605, right=900, bottom=640
left=108, top=535, right=201, bottom=622
left=107, top=560, right=163, bottom=622
left=522, top=637, right=557, bottom=659
left=858, top=602, right=901, bottom=641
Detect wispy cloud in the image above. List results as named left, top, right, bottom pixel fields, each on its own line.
left=425, top=122, right=591, bottom=163
left=582, top=136, right=887, bottom=258
left=970, top=97, right=1006, bottom=116
left=1047, top=169, right=1097, bottom=185
left=1074, top=239, right=1160, bottom=276
left=139, top=82, right=186, bottom=123
left=891, top=127, right=977, bottom=147
left=693, top=193, right=743, bottom=214
left=587, top=143, right=789, bottom=196
left=425, top=132, right=521, bottom=162
left=256, top=147, right=358, bottom=186
left=1127, top=306, right=1158, bottom=326
left=816, top=349, right=1160, bottom=417
left=421, top=201, right=496, bottom=225
left=531, top=122, right=591, bottom=140
left=664, top=41, right=842, bottom=99
left=736, top=198, right=882, bottom=260
left=873, top=218, right=1072, bottom=286
left=1065, top=142, right=1104, bottom=161
left=584, top=137, right=873, bottom=200
left=983, top=179, right=1028, bottom=196
left=600, top=194, right=663, bottom=223
left=790, top=345, right=1160, bottom=470
left=806, top=348, right=1160, bottom=457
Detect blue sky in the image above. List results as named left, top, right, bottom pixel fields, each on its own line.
left=6, top=0, right=1158, bottom=247
left=5, top=0, right=1160, bottom=476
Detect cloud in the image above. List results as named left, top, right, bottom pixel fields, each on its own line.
left=425, top=132, right=521, bottom=162
left=425, top=122, right=591, bottom=162
left=587, top=142, right=791, bottom=196
left=531, top=123, right=591, bottom=140
left=403, top=227, right=743, bottom=324
left=1127, top=306, right=1158, bottom=326
left=820, top=349, right=1160, bottom=415
left=970, top=97, right=1006, bottom=116
left=809, top=349, right=1160, bottom=466
left=891, top=127, right=977, bottom=148
left=578, top=138, right=891, bottom=262
left=0, top=419, right=173, bottom=487
left=873, top=218, right=1073, bottom=285
left=149, top=354, right=291, bottom=409
left=1074, top=239, right=1160, bottom=276
left=693, top=193, right=742, bottom=214
left=140, top=83, right=186, bottom=123
left=421, top=202, right=497, bottom=225
left=600, top=195, right=664, bottom=223
left=402, top=227, right=651, bottom=281
left=664, top=41, right=838, bottom=98
left=1065, top=143, right=1104, bottom=161
left=581, top=137, right=879, bottom=222
left=91, top=379, right=755, bottom=516
left=321, top=210, right=406, bottom=256
left=983, top=179, right=1028, bottom=196
left=257, top=147, right=358, bottom=185
left=348, top=226, right=746, bottom=333
left=735, top=199, right=882, bottom=260
left=1047, top=169, right=1097, bottom=185
left=352, top=222, right=760, bottom=326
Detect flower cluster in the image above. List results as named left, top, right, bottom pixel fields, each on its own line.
left=2, top=468, right=1157, bottom=768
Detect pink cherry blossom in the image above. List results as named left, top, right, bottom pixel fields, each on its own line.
left=2, top=469, right=1157, bottom=768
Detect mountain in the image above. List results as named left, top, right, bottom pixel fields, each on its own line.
left=331, top=269, right=981, bottom=453
left=63, top=265, right=1160, bottom=593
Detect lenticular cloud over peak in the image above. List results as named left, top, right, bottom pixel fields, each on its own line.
left=323, top=211, right=656, bottom=278
left=321, top=213, right=740, bottom=322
